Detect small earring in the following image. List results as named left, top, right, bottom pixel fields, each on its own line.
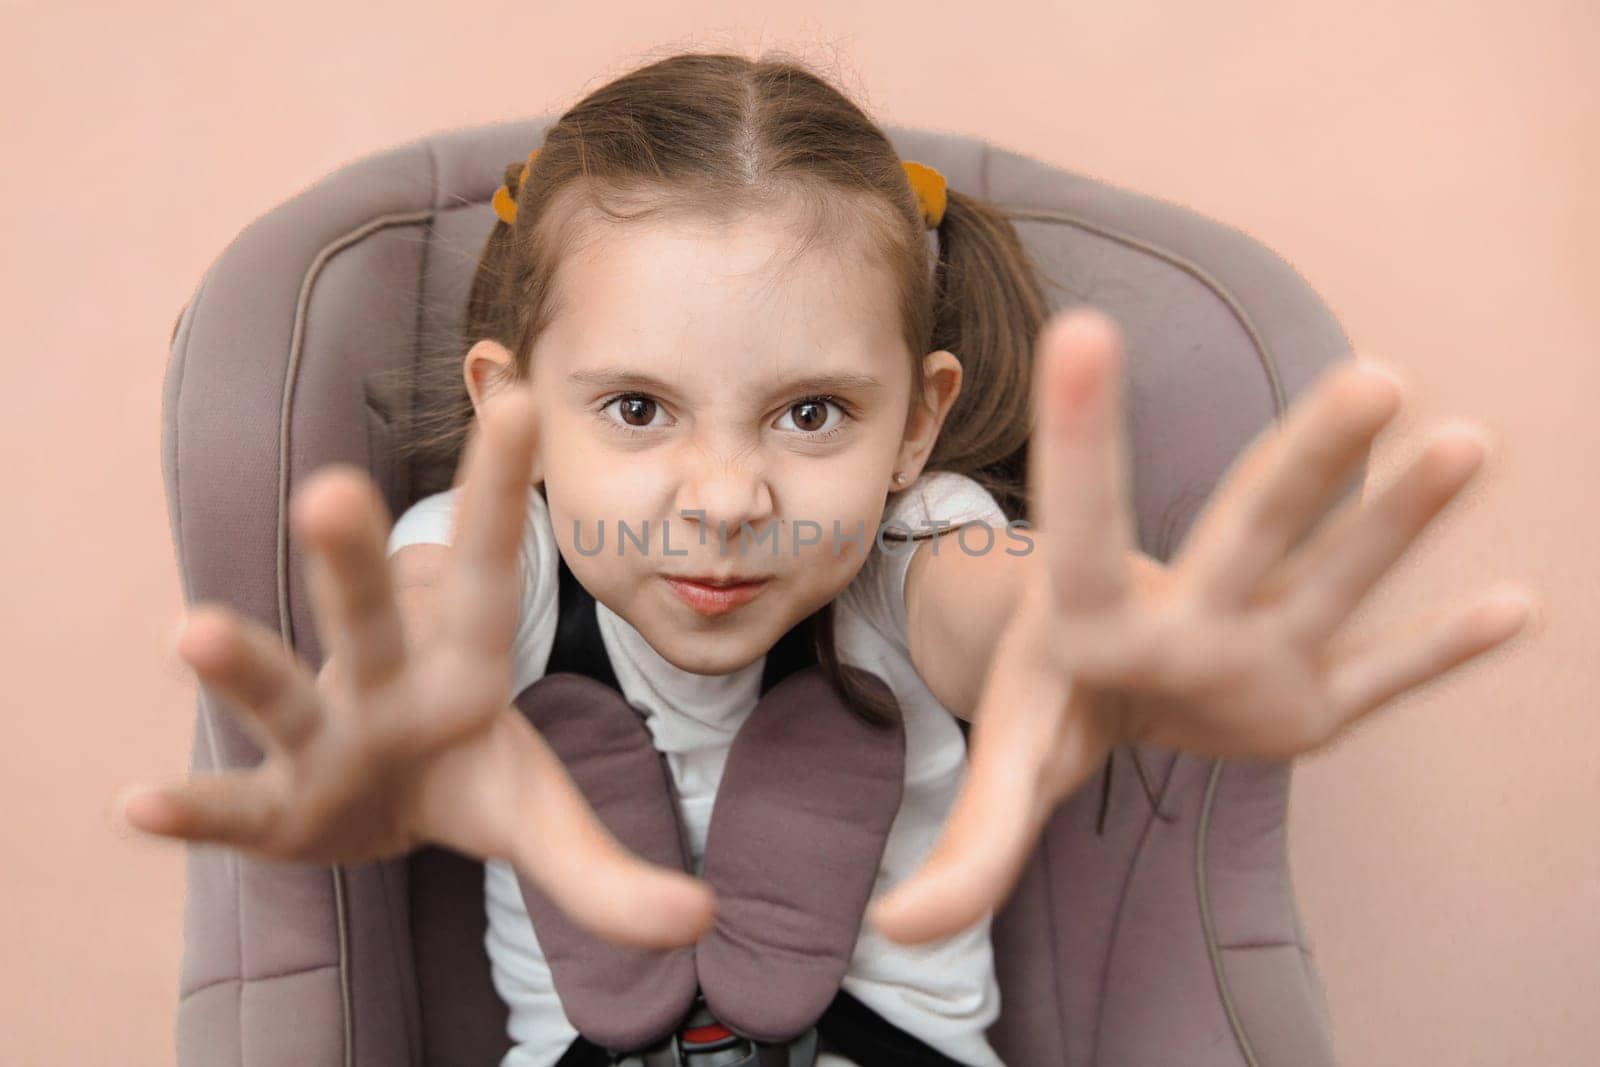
left=892, top=471, right=907, bottom=486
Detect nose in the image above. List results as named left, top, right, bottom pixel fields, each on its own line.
left=672, top=446, right=775, bottom=553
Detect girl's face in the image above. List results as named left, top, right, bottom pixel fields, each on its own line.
left=467, top=208, right=960, bottom=676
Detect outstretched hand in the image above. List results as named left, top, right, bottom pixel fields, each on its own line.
left=116, top=386, right=716, bottom=950
left=869, top=307, right=1541, bottom=945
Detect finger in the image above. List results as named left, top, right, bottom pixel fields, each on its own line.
left=491, top=715, right=718, bottom=949
left=440, top=385, right=540, bottom=662
left=1321, top=583, right=1540, bottom=738
left=1174, top=359, right=1406, bottom=610
left=1276, top=422, right=1492, bottom=646
left=1030, top=307, right=1134, bottom=613
left=117, top=768, right=284, bottom=848
left=178, top=603, right=324, bottom=753
left=869, top=630, right=1067, bottom=945
left=290, top=466, right=409, bottom=691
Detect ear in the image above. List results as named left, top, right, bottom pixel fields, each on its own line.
left=463, top=338, right=543, bottom=484
left=463, top=338, right=516, bottom=415
left=892, top=350, right=962, bottom=489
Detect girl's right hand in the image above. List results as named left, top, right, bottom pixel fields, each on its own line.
left=119, top=385, right=716, bottom=949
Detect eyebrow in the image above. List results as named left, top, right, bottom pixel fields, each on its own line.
left=567, top=367, right=886, bottom=401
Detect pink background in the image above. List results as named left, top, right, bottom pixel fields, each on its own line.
left=2, top=3, right=1593, bottom=1064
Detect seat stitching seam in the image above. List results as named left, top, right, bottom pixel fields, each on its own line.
left=180, top=962, right=341, bottom=1002
left=988, top=203, right=1289, bottom=418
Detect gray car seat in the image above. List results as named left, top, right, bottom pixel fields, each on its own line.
left=160, top=116, right=1356, bottom=1066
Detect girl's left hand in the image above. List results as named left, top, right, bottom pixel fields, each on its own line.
left=868, top=307, right=1542, bottom=945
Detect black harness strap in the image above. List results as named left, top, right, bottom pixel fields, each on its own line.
left=813, top=987, right=969, bottom=1067
left=545, top=546, right=622, bottom=690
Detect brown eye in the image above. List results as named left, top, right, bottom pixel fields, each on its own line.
left=791, top=400, right=827, bottom=431
left=601, top=394, right=664, bottom=432
left=777, top=396, right=847, bottom=437
left=618, top=396, right=656, bottom=426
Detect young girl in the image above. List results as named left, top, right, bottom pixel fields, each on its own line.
left=120, top=49, right=1537, bottom=1067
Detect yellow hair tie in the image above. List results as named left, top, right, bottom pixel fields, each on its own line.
left=900, top=160, right=947, bottom=229
left=491, top=150, right=947, bottom=230
left=492, top=148, right=541, bottom=226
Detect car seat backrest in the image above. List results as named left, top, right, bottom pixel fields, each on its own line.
left=163, top=116, right=1351, bottom=1067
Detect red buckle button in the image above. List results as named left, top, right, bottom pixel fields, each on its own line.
left=680, top=1022, right=734, bottom=1045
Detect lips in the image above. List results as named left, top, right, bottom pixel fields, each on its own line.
left=668, top=574, right=771, bottom=588
left=664, top=575, right=771, bottom=616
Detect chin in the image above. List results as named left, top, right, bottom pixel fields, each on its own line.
left=648, top=626, right=771, bottom=677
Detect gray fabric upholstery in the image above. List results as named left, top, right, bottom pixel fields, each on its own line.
left=161, top=116, right=1352, bottom=1066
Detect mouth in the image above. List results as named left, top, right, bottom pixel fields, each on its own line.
left=663, top=574, right=772, bottom=616
left=666, top=572, right=773, bottom=588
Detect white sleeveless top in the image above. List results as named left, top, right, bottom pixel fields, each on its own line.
left=386, top=472, right=1008, bottom=1067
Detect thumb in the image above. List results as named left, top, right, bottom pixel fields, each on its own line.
left=869, top=643, right=1067, bottom=944
left=497, top=714, right=718, bottom=949
left=536, top=819, right=719, bottom=950
left=867, top=770, right=1049, bottom=946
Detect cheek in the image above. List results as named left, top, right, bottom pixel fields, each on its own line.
left=783, top=445, right=889, bottom=514
left=542, top=423, right=665, bottom=522
left=781, top=475, right=887, bottom=571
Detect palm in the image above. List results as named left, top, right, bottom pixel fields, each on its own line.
left=118, top=386, right=715, bottom=949
left=870, top=307, right=1539, bottom=945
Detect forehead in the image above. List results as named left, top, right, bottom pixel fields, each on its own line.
left=536, top=207, right=907, bottom=377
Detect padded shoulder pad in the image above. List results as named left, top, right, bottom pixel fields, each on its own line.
left=511, top=672, right=699, bottom=1052
left=698, top=666, right=904, bottom=1042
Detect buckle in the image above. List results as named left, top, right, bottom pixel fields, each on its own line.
left=677, top=1017, right=746, bottom=1057
left=616, top=993, right=755, bottom=1067
left=667, top=995, right=756, bottom=1066
left=613, top=992, right=818, bottom=1067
